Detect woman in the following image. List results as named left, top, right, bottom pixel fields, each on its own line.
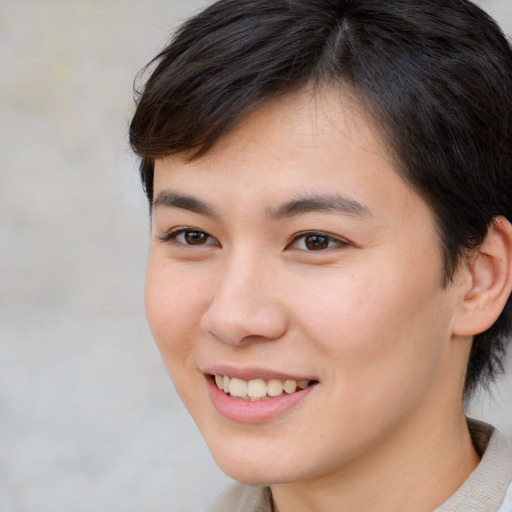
left=130, top=0, right=512, bottom=510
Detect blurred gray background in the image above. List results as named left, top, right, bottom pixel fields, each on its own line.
left=0, top=1, right=511, bottom=511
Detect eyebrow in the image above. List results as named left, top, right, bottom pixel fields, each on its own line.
left=265, top=193, right=372, bottom=220
left=153, top=191, right=219, bottom=218
left=153, top=190, right=371, bottom=220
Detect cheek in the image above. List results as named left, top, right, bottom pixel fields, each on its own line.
left=144, top=258, right=206, bottom=362
left=284, top=268, right=454, bottom=454
left=289, top=260, right=451, bottom=390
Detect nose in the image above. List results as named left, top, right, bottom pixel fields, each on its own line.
left=200, top=253, right=289, bottom=346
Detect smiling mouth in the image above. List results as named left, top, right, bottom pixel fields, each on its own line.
left=212, top=375, right=316, bottom=401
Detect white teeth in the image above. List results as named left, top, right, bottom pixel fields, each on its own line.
left=298, top=380, right=309, bottom=389
left=229, top=377, right=248, bottom=398
left=222, top=376, right=230, bottom=394
left=247, top=379, right=267, bottom=398
left=283, top=379, right=297, bottom=394
left=267, top=379, right=283, bottom=397
left=214, top=375, right=312, bottom=400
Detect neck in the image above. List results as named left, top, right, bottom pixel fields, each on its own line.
left=271, top=411, right=479, bottom=512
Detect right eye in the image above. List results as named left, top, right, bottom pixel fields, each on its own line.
left=160, top=228, right=220, bottom=247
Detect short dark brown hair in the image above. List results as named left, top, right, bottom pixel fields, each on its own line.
left=130, top=0, right=512, bottom=399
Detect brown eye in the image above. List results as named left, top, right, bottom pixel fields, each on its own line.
left=162, top=228, right=219, bottom=247
left=288, top=231, right=347, bottom=251
left=304, top=234, right=329, bottom=250
left=184, top=230, right=209, bottom=245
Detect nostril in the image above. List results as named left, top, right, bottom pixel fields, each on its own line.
left=200, top=299, right=289, bottom=346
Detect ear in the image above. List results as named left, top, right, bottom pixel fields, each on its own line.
left=452, top=216, right=512, bottom=336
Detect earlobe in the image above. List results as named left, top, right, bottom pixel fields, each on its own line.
left=453, top=216, right=512, bottom=336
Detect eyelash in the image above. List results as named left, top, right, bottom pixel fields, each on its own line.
left=288, top=231, right=349, bottom=251
left=158, top=227, right=220, bottom=247
left=159, top=227, right=348, bottom=252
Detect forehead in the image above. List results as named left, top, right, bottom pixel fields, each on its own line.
left=179, top=88, right=391, bottom=169
left=153, top=88, right=428, bottom=221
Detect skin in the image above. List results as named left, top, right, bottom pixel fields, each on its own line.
left=145, top=89, right=482, bottom=511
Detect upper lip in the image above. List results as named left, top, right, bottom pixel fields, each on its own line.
left=203, top=364, right=317, bottom=382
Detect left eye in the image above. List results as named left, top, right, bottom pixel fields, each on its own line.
left=165, top=228, right=218, bottom=246
left=289, top=232, right=346, bottom=251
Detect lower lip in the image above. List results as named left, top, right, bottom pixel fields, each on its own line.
left=207, top=377, right=317, bottom=424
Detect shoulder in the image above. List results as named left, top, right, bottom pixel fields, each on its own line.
left=497, top=481, right=512, bottom=512
left=436, top=419, right=512, bottom=512
left=204, top=483, right=272, bottom=512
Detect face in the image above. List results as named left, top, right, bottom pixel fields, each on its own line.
left=146, top=89, right=468, bottom=487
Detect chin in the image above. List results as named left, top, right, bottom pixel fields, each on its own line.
left=217, top=460, right=290, bottom=487
left=206, top=437, right=314, bottom=487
